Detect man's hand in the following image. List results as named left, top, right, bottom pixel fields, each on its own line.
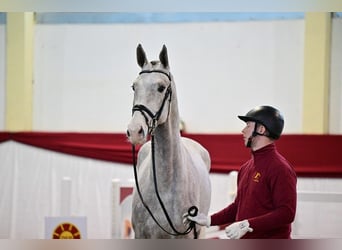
left=183, top=212, right=211, bottom=227
left=225, top=220, right=253, bottom=239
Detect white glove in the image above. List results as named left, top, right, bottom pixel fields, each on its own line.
left=183, top=212, right=211, bottom=227
left=225, top=220, right=253, bottom=239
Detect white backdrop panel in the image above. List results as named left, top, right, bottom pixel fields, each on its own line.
left=33, top=20, right=304, bottom=133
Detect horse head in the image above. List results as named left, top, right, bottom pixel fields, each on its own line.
left=127, top=44, right=173, bottom=145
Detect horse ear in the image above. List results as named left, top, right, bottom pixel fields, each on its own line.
left=159, top=45, right=169, bottom=69
left=137, top=44, right=148, bottom=68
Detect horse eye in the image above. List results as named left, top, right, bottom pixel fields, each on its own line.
left=157, top=85, right=166, bottom=93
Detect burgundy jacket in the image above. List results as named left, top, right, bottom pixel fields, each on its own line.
left=211, top=143, right=297, bottom=239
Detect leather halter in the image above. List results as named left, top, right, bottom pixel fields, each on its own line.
left=132, top=70, right=172, bottom=135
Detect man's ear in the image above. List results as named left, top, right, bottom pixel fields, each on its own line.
left=258, top=124, right=267, bottom=134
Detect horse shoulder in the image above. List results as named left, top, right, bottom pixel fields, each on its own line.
left=181, top=137, right=211, bottom=172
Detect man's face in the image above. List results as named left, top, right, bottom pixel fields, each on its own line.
left=241, top=121, right=255, bottom=146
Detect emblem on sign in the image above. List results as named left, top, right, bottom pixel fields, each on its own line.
left=52, top=222, right=81, bottom=239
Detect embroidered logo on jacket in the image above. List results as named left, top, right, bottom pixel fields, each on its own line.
left=253, top=172, right=261, bottom=182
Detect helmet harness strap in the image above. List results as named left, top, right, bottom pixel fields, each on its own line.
left=246, top=122, right=266, bottom=148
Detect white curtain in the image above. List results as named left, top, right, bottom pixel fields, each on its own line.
left=0, top=141, right=133, bottom=239
left=1, top=141, right=342, bottom=239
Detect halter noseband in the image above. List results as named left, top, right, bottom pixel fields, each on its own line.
left=132, top=70, right=172, bottom=135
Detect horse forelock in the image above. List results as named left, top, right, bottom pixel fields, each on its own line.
left=150, top=60, right=159, bottom=66
left=144, top=59, right=169, bottom=71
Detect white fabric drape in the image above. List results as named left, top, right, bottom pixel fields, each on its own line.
left=0, top=141, right=133, bottom=239
left=1, top=141, right=342, bottom=239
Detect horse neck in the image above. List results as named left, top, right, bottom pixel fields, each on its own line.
left=153, top=87, right=183, bottom=183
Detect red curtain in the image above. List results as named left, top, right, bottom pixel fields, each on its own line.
left=1, top=132, right=341, bottom=177
left=0, top=132, right=133, bottom=164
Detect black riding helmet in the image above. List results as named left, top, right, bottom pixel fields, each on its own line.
left=238, top=105, right=284, bottom=140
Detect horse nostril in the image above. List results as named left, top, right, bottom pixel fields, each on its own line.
left=138, top=127, right=144, bottom=134
left=126, top=130, right=130, bottom=137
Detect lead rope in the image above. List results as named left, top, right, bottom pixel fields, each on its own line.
left=132, top=139, right=198, bottom=238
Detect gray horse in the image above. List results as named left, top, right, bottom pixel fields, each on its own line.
left=126, top=44, right=211, bottom=238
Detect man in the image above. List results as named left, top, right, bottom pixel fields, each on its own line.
left=184, top=105, right=297, bottom=239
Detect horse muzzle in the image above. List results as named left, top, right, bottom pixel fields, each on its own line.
left=127, top=118, right=148, bottom=145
